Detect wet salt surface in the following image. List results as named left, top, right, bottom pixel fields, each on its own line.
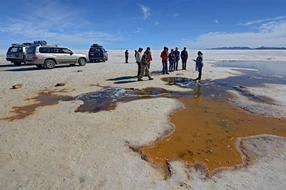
left=2, top=62, right=286, bottom=174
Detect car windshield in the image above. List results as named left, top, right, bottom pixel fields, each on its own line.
left=90, top=48, right=102, bottom=53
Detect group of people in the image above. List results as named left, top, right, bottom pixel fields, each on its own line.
left=130, top=46, right=204, bottom=82
left=135, top=47, right=153, bottom=81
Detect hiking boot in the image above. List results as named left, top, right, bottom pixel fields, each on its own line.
left=149, top=78, right=154, bottom=80
left=138, top=79, right=143, bottom=81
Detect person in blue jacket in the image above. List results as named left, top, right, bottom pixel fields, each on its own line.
left=193, top=51, right=204, bottom=82
left=173, top=47, right=180, bottom=71
left=168, top=49, right=175, bottom=72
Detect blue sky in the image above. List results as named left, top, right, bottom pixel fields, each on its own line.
left=0, top=0, right=286, bottom=50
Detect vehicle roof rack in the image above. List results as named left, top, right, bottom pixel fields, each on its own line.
left=91, top=44, right=103, bottom=48
left=33, top=40, right=47, bottom=46
left=11, top=43, right=32, bottom=47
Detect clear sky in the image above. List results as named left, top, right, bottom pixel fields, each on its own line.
left=0, top=0, right=286, bottom=50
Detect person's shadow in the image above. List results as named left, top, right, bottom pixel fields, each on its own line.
left=193, top=84, right=201, bottom=106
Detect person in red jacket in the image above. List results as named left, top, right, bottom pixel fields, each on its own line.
left=160, top=46, right=169, bottom=75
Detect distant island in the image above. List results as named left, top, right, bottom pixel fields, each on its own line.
left=208, top=46, right=286, bottom=50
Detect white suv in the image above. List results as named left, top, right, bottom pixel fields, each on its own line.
left=25, top=43, right=87, bottom=69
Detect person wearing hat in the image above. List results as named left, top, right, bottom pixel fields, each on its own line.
left=135, top=48, right=143, bottom=78
left=181, top=47, right=188, bottom=70
left=193, top=51, right=204, bottom=83
left=160, top=46, right=169, bottom=75
left=174, top=47, right=180, bottom=71
left=138, top=47, right=153, bottom=81
left=144, top=47, right=152, bottom=76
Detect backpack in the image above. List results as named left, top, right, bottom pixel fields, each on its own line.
left=141, top=53, right=148, bottom=65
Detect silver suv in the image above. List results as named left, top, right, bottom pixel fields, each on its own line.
left=6, top=43, right=32, bottom=66
left=25, top=43, right=87, bottom=69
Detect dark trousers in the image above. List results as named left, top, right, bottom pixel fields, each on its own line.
left=137, top=62, right=141, bottom=78
left=182, top=59, right=187, bottom=70
left=162, top=61, right=168, bottom=74
left=175, top=60, right=179, bottom=70
left=197, top=66, right=203, bottom=80
left=125, top=56, right=128, bottom=63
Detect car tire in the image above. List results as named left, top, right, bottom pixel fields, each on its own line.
left=36, top=65, right=43, bottom=68
left=14, top=62, right=21, bottom=66
left=44, top=59, right=56, bottom=69
left=78, top=58, right=86, bottom=66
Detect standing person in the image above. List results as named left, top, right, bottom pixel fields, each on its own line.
left=145, top=47, right=152, bottom=76
left=168, top=49, right=175, bottom=72
left=193, top=51, right=204, bottom=82
left=181, top=47, right=188, bottom=70
left=138, top=48, right=153, bottom=81
left=174, top=47, right=180, bottom=71
left=135, top=48, right=143, bottom=78
left=134, top=50, right=137, bottom=61
left=125, top=50, right=129, bottom=63
left=160, top=46, right=169, bottom=75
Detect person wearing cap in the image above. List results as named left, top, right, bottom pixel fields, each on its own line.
left=135, top=48, right=143, bottom=78
left=193, top=51, right=204, bottom=83
left=181, top=47, right=188, bottom=70
left=138, top=47, right=153, bottom=81
left=160, top=46, right=169, bottom=75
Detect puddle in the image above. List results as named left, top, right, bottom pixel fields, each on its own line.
left=1, top=90, right=73, bottom=121
left=2, top=62, right=286, bottom=175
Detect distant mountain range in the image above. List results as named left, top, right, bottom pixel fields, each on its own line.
left=208, top=46, right=286, bottom=50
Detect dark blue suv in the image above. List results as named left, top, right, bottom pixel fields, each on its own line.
left=88, top=44, right=108, bottom=62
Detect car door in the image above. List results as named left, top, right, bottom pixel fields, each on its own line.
left=51, top=48, right=67, bottom=64
left=62, top=48, right=77, bottom=63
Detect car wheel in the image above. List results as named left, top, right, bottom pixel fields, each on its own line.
left=36, top=65, right=43, bottom=68
left=78, top=58, right=86, bottom=66
left=14, top=62, right=21, bottom=66
left=44, top=59, right=56, bottom=69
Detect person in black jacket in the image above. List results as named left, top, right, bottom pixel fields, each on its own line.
left=125, top=50, right=129, bottom=63
left=181, top=47, right=188, bottom=70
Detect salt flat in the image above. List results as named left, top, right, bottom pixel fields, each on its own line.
left=0, top=50, right=285, bottom=189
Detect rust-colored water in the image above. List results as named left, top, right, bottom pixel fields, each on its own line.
left=1, top=91, right=73, bottom=121
left=142, top=96, right=286, bottom=172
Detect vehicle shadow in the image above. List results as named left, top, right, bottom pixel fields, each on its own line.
left=0, top=64, right=33, bottom=68
left=4, top=65, right=83, bottom=72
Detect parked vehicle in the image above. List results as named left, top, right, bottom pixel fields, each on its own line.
left=25, top=42, right=87, bottom=69
left=6, top=43, right=32, bottom=66
left=88, top=44, right=108, bottom=62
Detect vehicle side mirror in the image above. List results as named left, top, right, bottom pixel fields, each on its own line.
left=70, top=52, right=73, bottom=55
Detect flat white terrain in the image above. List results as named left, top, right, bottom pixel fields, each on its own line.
left=0, top=50, right=285, bottom=189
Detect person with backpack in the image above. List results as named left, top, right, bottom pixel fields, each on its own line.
left=174, top=47, right=180, bottom=71
left=145, top=47, right=152, bottom=76
left=160, top=46, right=169, bottom=75
left=168, top=49, right=175, bottom=72
left=135, top=48, right=143, bottom=78
left=138, top=48, right=154, bottom=81
left=181, top=47, right=188, bottom=70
